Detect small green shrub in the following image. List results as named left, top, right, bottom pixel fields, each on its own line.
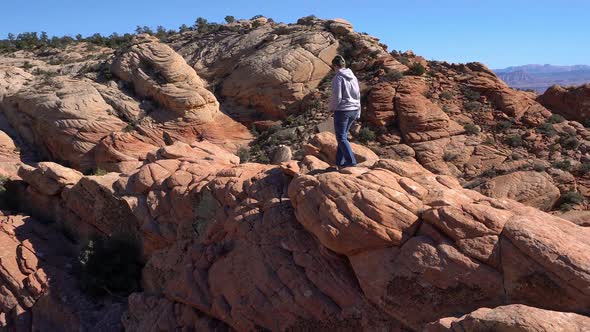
left=443, top=151, right=459, bottom=162
left=405, top=63, right=426, bottom=76
left=266, top=135, right=279, bottom=146
left=22, top=61, right=33, bottom=69
left=384, top=69, right=403, bottom=81
left=560, top=136, right=580, bottom=150
left=463, top=123, right=480, bottom=135
left=249, top=144, right=261, bottom=154
left=439, top=90, right=454, bottom=100
left=368, top=50, right=380, bottom=59
left=552, top=159, right=572, bottom=171
left=77, top=235, right=143, bottom=297
left=559, top=191, right=583, bottom=210
left=496, top=120, right=513, bottom=131
left=533, top=163, right=546, bottom=172
left=257, top=153, right=270, bottom=164
left=93, top=168, right=108, bottom=176
left=464, top=101, right=481, bottom=112
left=560, top=203, right=574, bottom=211
left=101, top=66, right=113, bottom=80
left=250, top=125, right=260, bottom=137
left=463, top=88, right=480, bottom=101
left=578, top=162, right=590, bottom=175
left=547, top=114, right=565, bottom=124
left=237, top=146, right=251, bottom=163
left=505, top=135, right=524, bottom=147
left=122, top=123, right=134, bottom=133
left=536, top=123, right=556, bottom=136
left=442, top=105, right=453, bottom=114
left=284, top=115, right=297, bottom=126
left=397, top=56, right=410, bottom=65
left=358, top=127, right=376, bottom=143
left=481, top=168, right=497, bottom=177
left=309, top=99, right=321, bottom=111
left=483, top=136, right=495, bottom=145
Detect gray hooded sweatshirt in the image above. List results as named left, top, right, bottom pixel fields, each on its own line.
left=329, top=68, right=361, bottom=113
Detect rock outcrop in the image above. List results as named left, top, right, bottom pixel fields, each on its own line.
left=111, top=34, right=221, bottom=118
left=302, top=132, right=379, bottom=164
left=477, top=171, right=561, bottom=211
left=0, top=36, right=251, bottom=173
left=426, top=304, right=590, bottom=332
left=366, top=82, right=396, bottom=127
left=289, top=159, right=590, bottom=329
left=538, top=83, right=590, bottom=123
left=395, top=77, right=463, bottom=143
left=461, top=62, right=548, bottom=121
left=174, top=23, right=339, bottom=120
left=0, top=212, right=125, bottom=331
left=11, top=153, right=590, bottom=331
left=2, top=79, right=127, bottom=170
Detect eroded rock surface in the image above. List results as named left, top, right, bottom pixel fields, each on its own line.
left=12, top=153, right=590, bottom=331
left=425, top=304, right=590, bottom=332
left=0, top=212, right=125, bottom=331
left=0, top=35, right=251, bottom=173
left=302, top=132, right=379, bottom=165
left=174, top=23, right=339, bottom=120
left=538, top=83, right=590, bottom=123
left=477, top=171, right=560, bottom=211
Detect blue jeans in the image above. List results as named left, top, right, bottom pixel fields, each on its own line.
left=333, top=110, right=358, bottom=167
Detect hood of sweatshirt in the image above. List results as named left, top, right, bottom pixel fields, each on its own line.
left=336, top=68, right=356, bottom=81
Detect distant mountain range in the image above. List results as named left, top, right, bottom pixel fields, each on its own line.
left=493, top=64, right=590, bottom=93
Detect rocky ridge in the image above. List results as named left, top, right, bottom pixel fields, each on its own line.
left=4, top=146, right=590, bottom=331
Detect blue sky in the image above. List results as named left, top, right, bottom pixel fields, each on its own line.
left=2, top=0, right=588, bottom=68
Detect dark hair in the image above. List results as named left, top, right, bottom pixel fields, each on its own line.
left=331, top=55, right=346, bottom=68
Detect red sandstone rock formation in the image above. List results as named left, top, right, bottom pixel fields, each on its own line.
left=7, top=150, right=589, bottom=331
left=538, top=83, right=590, bottom=123
left=0, top=15, right=589, bottom=332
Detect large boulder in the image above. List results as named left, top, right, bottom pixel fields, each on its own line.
left=111, top=34, right=220, bottom=119
left=425, top=304, right=590, bottom=332
left=174, top=24, right=339, bottom=120
left=2, top=79, right=127, bottom=171
left=556, top=210, right=590, bottom=227
left=288, top=159, right=590, bottom=329
left=477, top=171, right=561, bottom=211
left=302, top=132, right=379, bottom=165
left=18, top=162, right=82, bottom=196
left=462, top=62, right=549, bottom=122
left=411, top=135, right=509, bottom=178
left=537, top=83, right=590, bottom=123
left=396, top=77, right=463, bottom=143
left=328, top=18, right=354, bottom=36
left=110, top=34, right=253, bottom=153
left=366, top=82, right=396, bottom=127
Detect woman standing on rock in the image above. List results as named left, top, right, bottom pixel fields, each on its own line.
left=330, top=55, right=361, bottom=168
